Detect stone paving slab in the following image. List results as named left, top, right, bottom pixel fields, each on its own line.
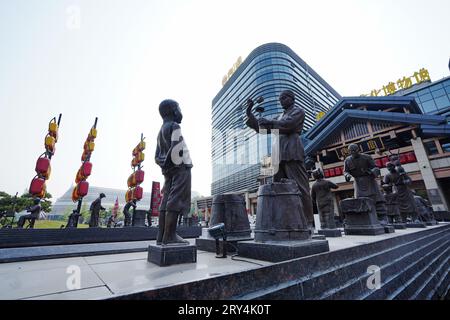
left=0, top=240, right=154, bottom=263
left=24, top=286, right=113, bottom=300
left=0, top=257, right=105, bottom=300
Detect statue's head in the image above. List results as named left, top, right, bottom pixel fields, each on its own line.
left=386, top=162, right=396, bottom=172
left=279, top=90, right=295, bottom=110
left=34, top=198, right=41, bottom=205
left=312, top=168, right=324, bottom=180
left=159, top=99, right=183, bottom=123
left=348, top=144, right=360, bottom=158
left=100, top=193, right=106, bottom=199
left=411, top=189, right=417, bottom=195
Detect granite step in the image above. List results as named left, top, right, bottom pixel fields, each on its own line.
left=429, top=267, right=450, bottom=299
left=401, top=243, right=450, bottom=300
left=414, top=251, right=449, bottom=299
left=362, top=235, right=450, bottom=300
left=237, top=225, right=450, bottom=300
left=322, top=230, right=450, bottom=300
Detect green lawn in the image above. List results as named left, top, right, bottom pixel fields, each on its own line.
left=33, top=220, right=90, bottom=229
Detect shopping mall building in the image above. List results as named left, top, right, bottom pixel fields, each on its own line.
left=211, top=42, right=341, bottom=196
left=199, top=42, right=450, bottom=218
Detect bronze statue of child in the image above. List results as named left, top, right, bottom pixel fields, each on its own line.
left=155, top=99, right=192, bottom=245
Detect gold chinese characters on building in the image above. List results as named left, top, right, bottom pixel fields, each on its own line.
left=362, top=68, right=431, bottom=97
left=222, top=56, right=243, bottom=86
left=336, top=137, right=384, bottom=158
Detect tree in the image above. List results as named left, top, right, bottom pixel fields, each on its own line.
left=0, top=191, right=52, bottom=213
left=20, top=192, right=53, bottom=213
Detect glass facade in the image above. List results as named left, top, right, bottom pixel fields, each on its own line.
left=401, top=77, right=450, bottom=118
left=211, top=43, right=341, bottom=195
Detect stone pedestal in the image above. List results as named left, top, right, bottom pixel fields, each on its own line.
left=393, top=223, right=407, bottom=229
left=236, top=239, right=329, bottom=263
left=147, top=244, right=196, bottom=266
left=318, top=229, right=342, bottom=237
left=407, top=222, right=427, bottom=228
left=199, top=193, right=253, bottom=255
left=210, top=194, right=252, bottom=239
left=132, top=209, right=148, bottom=227
left=312, top=234, right=326, bottom=240
left=234, top=181, right=329, bottom=262
left=383, top=225, right=395, bottom=233
left=195, top=236, right=252, bottom=253
left=425, top=220, right=438, bottom=226
left=340, top=198, right=385, bottom=236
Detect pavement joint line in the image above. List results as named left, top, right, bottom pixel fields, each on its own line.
left=83, top=256, right=115, bottom=295
left=19, top=285, right=110, bottom=300
left=87, top=256, right=147, bottom=266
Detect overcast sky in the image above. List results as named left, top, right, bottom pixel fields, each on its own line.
left=0, top=0, right=449, bottom=201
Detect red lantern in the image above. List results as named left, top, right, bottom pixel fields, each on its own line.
left=77, top=181, right=89, bottom=197
left=133, top=186, right=143, bottom=200
left=81, top=161, right=92, bottom=177
left=29, top=177, right=46, bottom=195
left=135, top=170, right=145, bottom=184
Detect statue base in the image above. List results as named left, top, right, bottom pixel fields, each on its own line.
left=312, top=234, right=326, bottom=240
left=340, top=198, right=385, bottom=236
left=147, top=243, right=197, bottom=267
left=236, top=239, right=329, bottom=263
left=426, top=220, right=438, bottom=226
left=406, top=222, right=427, bottom=228
left=344, top=225, right=385, bottom=236
left=195, top=236, right=253, bottom=254
left=318, top=229, right=342, bottom=237
left=383, top=225, right=395, bottom=233
left=393, top=223, right=407, bottom=229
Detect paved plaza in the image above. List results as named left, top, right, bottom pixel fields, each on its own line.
left=0, top=224, right=447, bottom=300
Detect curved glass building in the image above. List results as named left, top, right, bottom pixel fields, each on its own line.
left=211, top=43, right=341, bottom=195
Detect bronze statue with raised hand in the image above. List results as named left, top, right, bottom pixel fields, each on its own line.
left=245, top=90, right=314, bottom=227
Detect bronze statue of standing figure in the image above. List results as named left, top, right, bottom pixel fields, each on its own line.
left=89, top=193, right=106, bottom=228
left=155, top=99, right=192, bottom=245
left=382, top=183, right=402, bottom=224
left=245, top=90, right=314, bottom=227
left=383, top=161, right=418, bottom=223
left=123, top=199, right=137, bottom=227
left=344, top=144, right=388, bottom=224
left=311, top=168, right=339, bottom=229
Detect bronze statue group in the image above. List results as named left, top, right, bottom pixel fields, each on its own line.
left=16, top=91, right=436, bottom=239
left=311, top=143, right=436, bottom=230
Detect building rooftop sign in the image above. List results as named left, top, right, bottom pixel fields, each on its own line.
left=222, top=56, right=243, bottom=86
left=362, top=68, right=431, bottom=97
